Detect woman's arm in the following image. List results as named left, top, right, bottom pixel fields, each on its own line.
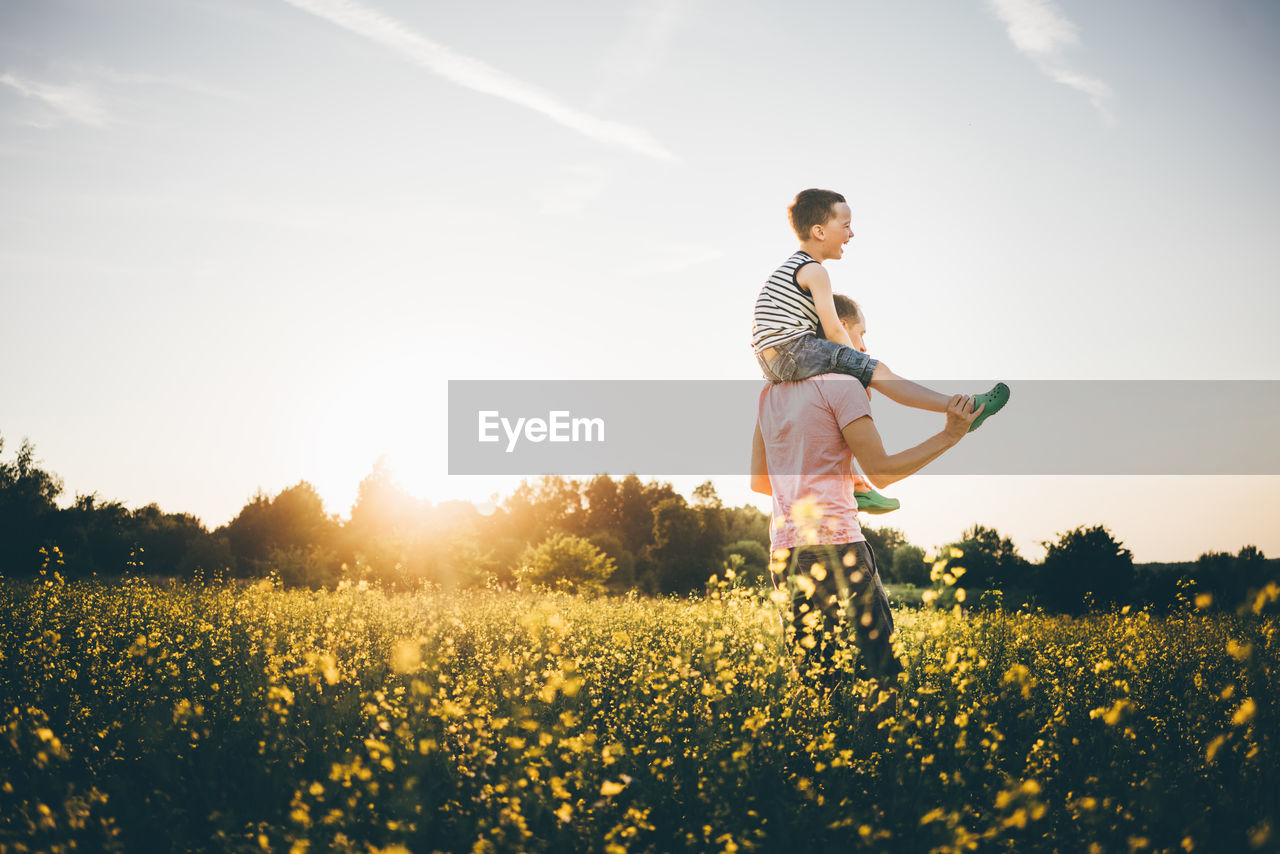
left=750, top=423, right=772, bottom=496
left=840, top=396, right=979, bottom=489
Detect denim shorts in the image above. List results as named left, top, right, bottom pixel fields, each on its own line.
left=757, top=333, right=880, bottom=388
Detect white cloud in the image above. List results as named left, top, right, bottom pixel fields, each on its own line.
left=1045, top=66, right=1113, bottom=112
left=86, top=66, right=246, bottom=103
left=986, top=0, right=1113, bottom=120
left=988, top=0, right=1077, bottom=58
left=281, top=0, right=678, bottom=161
left=0, top=65, right=240, bottom=130
left=0, top=73, right=110, bottom=127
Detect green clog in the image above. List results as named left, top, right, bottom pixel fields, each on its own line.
left=968, top=382, right=1010, bottom=433
left=856, top=489, right=901, bottom=514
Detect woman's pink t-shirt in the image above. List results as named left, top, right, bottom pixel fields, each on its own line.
left=757, top=374, right=871, bottom=551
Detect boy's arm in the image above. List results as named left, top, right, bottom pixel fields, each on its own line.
left=798, top=264, right=856, bottom=349
left=840, top=396, right=981, bottom=489
left=750, top=423, right=772, bottom=496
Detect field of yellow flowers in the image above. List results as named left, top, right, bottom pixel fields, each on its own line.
left=2, top=561, right=1277, bottom=853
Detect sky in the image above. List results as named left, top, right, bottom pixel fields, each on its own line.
left=2, top=0, right=1278, bottom=563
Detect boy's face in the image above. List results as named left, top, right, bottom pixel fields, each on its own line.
left=813, top=202, right=854, bottom=258
left=841, top=315, right=867, bottom=353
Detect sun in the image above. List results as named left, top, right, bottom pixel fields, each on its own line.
left=286, top=362, right=515, bottom=517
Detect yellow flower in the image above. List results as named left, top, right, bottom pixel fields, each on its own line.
left=1231, top=698, right=1256, bottom=727
left=390, top=639, right=422, bottom=674
left=1205, top=735, right=1227, bottom=763
left=790, top=496, right=823, bottom=526
left=1226, top=640, right=1252, bottom=662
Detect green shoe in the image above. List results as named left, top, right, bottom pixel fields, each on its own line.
left=856, top=489, right=901, bottom=514
left=968, top=382, right=1010, bottom=433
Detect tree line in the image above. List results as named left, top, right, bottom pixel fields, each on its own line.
left=1, top=433, right=1276, bottom=613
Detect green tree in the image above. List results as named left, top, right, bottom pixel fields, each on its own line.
left=722, top=540, right=769, bottom=582
left=516, top=532, right=616, bottom=596
left=581, top=474, right=622, bottom=538
left=271, top=544, right=342, bottom=589
left=343, top=458, right=426, bottom=581
left=129, top=504, right=227, bottom=580
left=418, top=500, right=497, bottom=589
left=861, top=526, right=909, bottom=561
left=221, top=481, right=340, bottom=581
left=696, top=502, right=727, bottom=567
left=1039, top=524, right=1134, bottom=613
left=723, top=504, right=770, bottom=550
left=636, top=478, right=679, bottom=547
left=890, top=543, right=928, bottom=586
left=503, top=476, right=585, bottom=545
left=646, top=497, right=720, bottom=594
left=945, top=524, right=1030, bottom=591
left=57, top=493, right=132, bottom=576
left=588, top=532, right=636, bottom=592
left=0, top=436, right=63, bottom=575
left=691, top=480, right=723, bottom=508
left=1190, top=545, right=1270, bottom=608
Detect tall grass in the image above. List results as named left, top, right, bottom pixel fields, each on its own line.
left=2, top=564, right=1276, bottom=852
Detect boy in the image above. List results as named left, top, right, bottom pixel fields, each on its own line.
left=752, top=188, right=1009, bottom=434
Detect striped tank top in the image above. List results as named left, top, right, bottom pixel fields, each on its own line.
left=751, top=250, right=821, bottom=354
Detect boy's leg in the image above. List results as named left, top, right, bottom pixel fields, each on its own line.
left=756, top=349, right=785, bottom=383
left=776, top=335, right=879, bottom=387
left=874, top=367, right=1012, bottom=429
left=777, top=334, right=1010, bottom=427
left=869, top=362, right=954, bottom=413
left=780, top=335, right=954, bottom=416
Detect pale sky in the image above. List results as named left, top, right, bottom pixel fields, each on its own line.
left=3, top=0, right=1278, bottom=562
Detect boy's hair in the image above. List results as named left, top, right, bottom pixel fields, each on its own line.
left=833, top=293, right=862, bottom=323
left=789, top=189, right=846, bottom=240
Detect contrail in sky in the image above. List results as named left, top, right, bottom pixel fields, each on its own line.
left=282, top=0, right=678, bottom=161
left=986, top=0, right=1114, bottom=120
left=0, top=73, right=110, bottom=127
